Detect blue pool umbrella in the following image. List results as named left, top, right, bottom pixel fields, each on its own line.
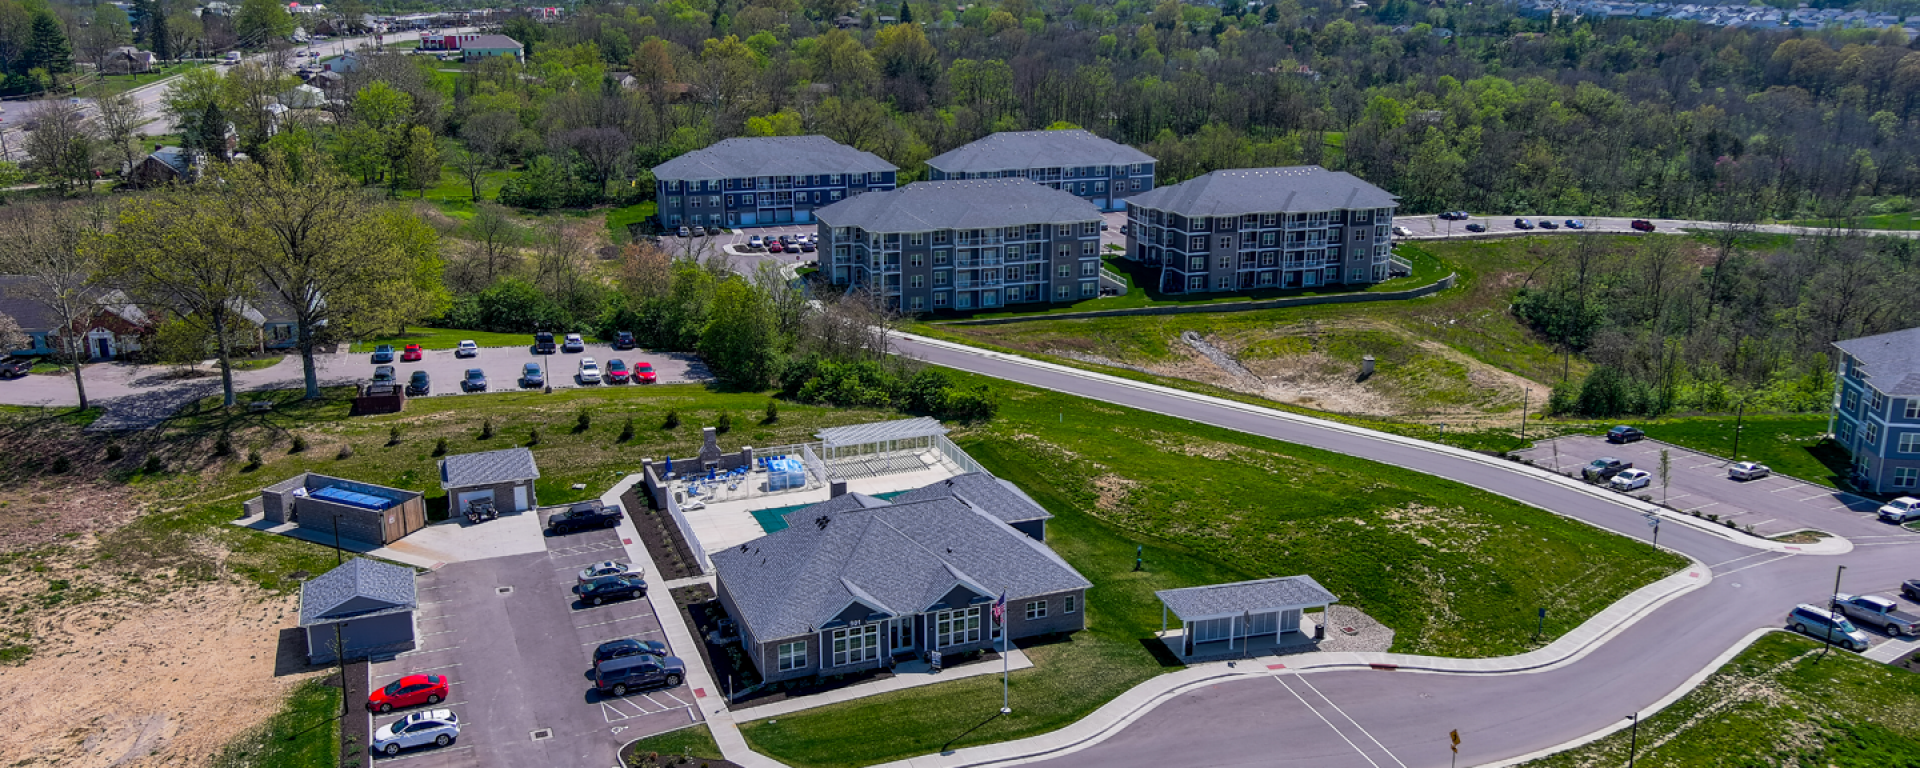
left=665, top=457, right=673, bottom=475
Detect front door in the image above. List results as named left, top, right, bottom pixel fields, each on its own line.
left=96, top=337, right=112, bottom=359
left=891, top=617, right=915, bottom=653
left=511, top=485, right=528, bottom=512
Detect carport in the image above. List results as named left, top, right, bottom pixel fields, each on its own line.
left=1156, top=576, right=1337, bottom=659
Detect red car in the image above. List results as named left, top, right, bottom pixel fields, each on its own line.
left=634, top=362, right=657, bottom=383
left=768, top=241, right=784, bottom=253
left=1630, top=219, right=1656, bottom=232
left=400, top=344, right=424, bottom=362
left=367, top=674, right=447, bottom=713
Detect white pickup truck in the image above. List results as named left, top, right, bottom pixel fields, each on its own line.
left=1833, top=594, right=1920, bottom=637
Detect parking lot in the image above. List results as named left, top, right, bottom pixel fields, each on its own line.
left=352, top=342, right=710, bottom=398
left=657, top=213, right=1134, bottom=278
left=1515, top=435, right=1914, bottom=540
left=364, top=510, right=698, bottom=766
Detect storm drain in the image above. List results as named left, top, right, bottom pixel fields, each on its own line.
left=497, top=586, right=514, bottom=595
left=530, top=729, right=552, bottom=741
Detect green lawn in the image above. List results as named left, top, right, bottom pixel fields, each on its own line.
left=606, top=200, right=658, bottom=241
left=414, top=167, right=519, bottom=217
left=1617, top=414, right=1846, bottom=490
left=1523, top=632, right=1920, bottom=768
left=739, top=376, right=1685, bottom=768
left=228, top=355, right=286, bottom=372
left=347, top=327, right=535, bottom=353
left=1789, top=212, right=1920, bottom=231
left=77, top=63, right=204, bottom=100
left=208, top=677, right=340, bottom=768
left=623, top=725, right=725, bottom=763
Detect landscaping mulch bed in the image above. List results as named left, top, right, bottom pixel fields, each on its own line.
left=670, top=585, right=757, bottom=701
left=623, top=486, right=702, bottom=581
left=340, top=659, right=371, bottom=764
left=1896, top=648, right=1920, bottom=674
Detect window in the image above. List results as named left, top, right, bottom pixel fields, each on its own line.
left=1896, top=467, right=1918, bottom=488
left=1217, top=277, right=1231, bottom=289
left=1058, top=245, right=1072, bottom=258
left=910, top=254, right=924, bottom=267
left=830, top=624, right=880, bottom=666
left=1187, top=275, right=1205, bottom=290
left=1131, top=179, right=1143, bottom=191
left=1064, top=595, right=1077, bottom=614
left=1055, top=224, right=1070, bottom=237
left=666, top=196, right=681, bottom=209
left=1081, top=242, right=1097, bottom=256
left=777, top=641, right=806, bottom=671
left=1329, top=229, right=1342, bottom=243
left=1838, top=421, right=1854, bottom=443
left=1081, top=262, right=1098, bottom=276
left=1057, top=285, right=1071, bottom=299
left=1188, top=256, right=1206, bottom=271
left=1872, top=391, right=1887, bottom=413
left=831, top=190, right=844, bottom=201
left=910, top=275, right=924, bottom=288
left=1217, top=235, right=1233, bottom=249
left=1902, top=433, right=1920, bottom=454
left=1865, top=422, right=1880, bottom=446
left=1907, top=400, right=1920, bottom=420
left=1216, top=256, right=1231, bottom=269
left=1258, top=271, right=1275, bottom=285
left=667, top=215, right=682, bottom=226
left=1844, top=390, right=1859, bottom=413
left=1025, top=600, right=1048, bottom=620
left=1095, top=181, right=1106, bottom=192
left=1057, top=264, right=1072, bottom=278
left=934, top=607, right=982, bottom=647
left=666, top=180, right=681, bottom=191
left=1082, top=222, right=1099, bottom=235
left=1081, top=281, right=1097, bottom=297
left=910, top=233, right=925, bottom=246
left=934, top=230, right=951, bottom=244
left=909, top=296, right=924, bottom=310
left=934, top=250, right=951, bottom=265
left=934, top=292, right=948, bottom=306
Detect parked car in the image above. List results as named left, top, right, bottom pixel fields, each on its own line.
left=768, top=240, right=784, bottom=253
left=1609, top=468, right=1652, bottom=492
left=1878, top=496, right=1920, bottom=524
left=577, top=560, right=644, bottom=584
left=1728, top=461, right=1770, bottom=481
left=574, top=574, right=648, bottom=606
left=593, top=654, right=684, bottom=697
left=603, top=359, right=630, bottom=384
left=460, top=368, right=487, bottom=393
left=1537, top=220, right=1559, bottom=230
left=562, top=333, right=586, bottom=353
left=593, top=638, right=669, bottom=663
left=1465, top=223, right=1487, bottom=232
left=691, top=226, right=707, bottom=237
left=1513, top=218, right=1535, bottom=230
left=576, top=357, right=601, bottom=384
left=534, top=331, right=556, bottom=355
left=372, top=366, right=397, bottom=383
left=1582, top=457, right=1634, bottom=482
left=371, top=709, right=460, bottom=756
left=1833, top=593, right=1920, bottom=637
left=1903, top=579, right=1920, bottom=602
left=1787, top=604, right=1869, bottom=651
left=548, top=500, right=623, bottom=534
left=1565, top=219, right=1586, bottom=229
left=747, top=235, right=764, bottom=250
left=1391, top=225, right=1412, bottom=237
left=779, top=234, right=795, bottom=245
left=518, top=362, right=545, bottom=389
left=401, top=344, right=423, bottom=362
left=455, top=340, right=479, bottom=358
left=405, top=371, right=431, bottom=397
left=613, top=331, right=636, bottom=350
left=0, top=357, right=32, bottom=379
left=1119, top=224, right=1130, bottom=235
left=800, top=241, right=816, bottom=252
left=1438, top=211, right=1469, bottom=221
left=371, top=344, right=396, bottom=363
left=634, top=361, right=657, bottom=384
left=1631, top=219, right=1656, bottom=232
left=1605, top=425, right=1645, bottom=444
left=677, top=226, right=691, bottom=237
left=367, top=674, right=448, bottom=713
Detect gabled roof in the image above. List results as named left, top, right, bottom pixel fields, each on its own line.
left=439, top=447, right=540, bottom=489
left=715, top=495, right=1090, bottom=642
left=926, top=129, right=1155, bottom=173
left=814, top=179, right=1101, bottom=234
left=299, top=558, right=417, bottom=627
left=1126, top=166, right=1397, bottom=218
left=0, top=278, right=148, bottom=332
left=652, top=136, right=895, bottom=182
left=1156, top=575, right=1339, bottom=620
left=887, top=472, right=1052, bottom=525
left=1834, top=327, right=1920, bottom=394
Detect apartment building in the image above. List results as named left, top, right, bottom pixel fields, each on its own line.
left=925, top=129, right=1156, bottom=212
left=1122, top=166, right=1399, bottom=294
left=652, top=136, right=898, bottom=230
left=814, top=179, right=1105, bottom=313
left=1831, top=326, right=1920, bottom=494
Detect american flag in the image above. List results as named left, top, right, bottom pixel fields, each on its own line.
left=992, top=591, right=1007, bottom=621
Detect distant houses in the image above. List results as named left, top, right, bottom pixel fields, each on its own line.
left=1510, top=0, right=1912, bottom=31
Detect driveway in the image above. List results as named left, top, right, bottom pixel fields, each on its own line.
left=364, top=513, right=696, bottom=767
left=1512, top=435, right=1910, bottom=541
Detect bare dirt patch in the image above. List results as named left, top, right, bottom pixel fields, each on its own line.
left=1092, top=474, right=1138, bottom=512
left=0, top=481, right=143, bottom=551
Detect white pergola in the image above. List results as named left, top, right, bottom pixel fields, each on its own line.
left=1156, top=576, right=1338, bottom=658
left=817, top=417, right=950, bottom=458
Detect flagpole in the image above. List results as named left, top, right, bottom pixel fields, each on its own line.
left=999, top=591, right=1010, bottom=714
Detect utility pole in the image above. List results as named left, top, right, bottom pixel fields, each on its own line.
left=1519, top=387, right=1530, bottom=443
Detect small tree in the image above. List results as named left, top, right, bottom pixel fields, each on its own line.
left=388, top=425, right=402, bottom=446
left=143, top=454, right=163, bottom=473
left=716, top=412, right=732, bottom=434
left=764, top=400, right=779, bottom=424
left=480, top=418, right=494, bottom=440
left=1658, top=448, right=1672, bottom=506
left=618, top=417, right=635, bottom=443
left=214, top=433, right=234, bottom=456
left=290, top=434, right=308, bottom=453
left=433, top=437, right=448, bottom=456
left=575, top=409, right=592, bottom=434
left=246, top=450, right=263, bottom=471
left=527, top=427, right=541, bottom=446
left=663, top=410, right=680, bottom=429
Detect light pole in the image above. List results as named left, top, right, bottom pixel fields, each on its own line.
left=1821, top=564, right=1846, bottom=659
left=1731, top=398, right=1748, bottom=463
left=1519, top=386, right=1530, bottom=444
left=1625, top=713, right=1640, bottom=767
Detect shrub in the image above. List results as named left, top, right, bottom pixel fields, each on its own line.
left=480, top=418, right=494, bottom=440
left=50, top=456, right=70, bottom=473
left=527, top=428, right=541, bottom=446
left=764, top=400, right=779, bottom=424
left=716, top=412, right=732, bottom=434
left=576, top=409, right=592, bottom=434
left=938, top=384, right=999, bottom=422
left=619, top=417, right=634, bottom=443
left=387, top=426, right=402, bottom=446
left=433, top=437, right=448, bottom=456
left=104, top=443, right=123, bottom=461
left=663, top=410, right=680, bottom=429
left=337, top=444, right=355, bottom=460
left=290, top=435, right=307, bottom=453
left=214, top=434, right=233, bottom=457
left=245, top=450, right=262, bottom=470
left=143, top=455, right=163, bottom=474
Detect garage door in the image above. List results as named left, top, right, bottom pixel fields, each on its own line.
left=454, top=489, right=494, bottom=514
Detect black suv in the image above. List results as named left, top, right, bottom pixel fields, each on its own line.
left=573, top=574, right=647, bottom=606
left=534, top=331, right=557, bottom=355
left=405, top=371, right=431, bottom=397
left=593, top=638, right=668, bottom=664
left=546, top=501, right=622, bottom=534
left=1606, top=425, right=1645, bottom=444
left=593, top=654, right=685, bottom=697
left=613, top=331, right=636, bottom=350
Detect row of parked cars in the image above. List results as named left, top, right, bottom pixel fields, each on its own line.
left=544, top=503, right=693, bottom=697
left=1789, top=585, right=1920, bottom=651
left=746, top=233, right=818, bottom=253
left=368, top=333, right=660, bottom=393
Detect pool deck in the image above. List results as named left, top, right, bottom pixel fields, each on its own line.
left=674, top=450, right=967, bottom=556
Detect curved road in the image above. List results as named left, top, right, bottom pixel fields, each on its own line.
left=889, top=334, right=1920, bottom=768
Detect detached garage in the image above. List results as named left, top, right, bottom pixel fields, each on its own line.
left=439, top=447, right=541, bottom=516
left=300, top=558, right=418, bottom=664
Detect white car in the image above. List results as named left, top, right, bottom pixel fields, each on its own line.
left=1609, top=468, right=1652, bottom=492
left=577, top=560, right=644, bottom=584
left=372, top=709, right=459, bottom=756
left=455, top=340, right=479, bottom=358
left=1391, top=225, right=1412, bottom=237
left=1879, top=496, right=1920, bottom=524
left=562, top=333, right=586, bottom=353
left=1727, top=461, right=1770, bottom=481
left=747, top=235, right=764, bottom=250
left=577, top=357, right=601, bottom=384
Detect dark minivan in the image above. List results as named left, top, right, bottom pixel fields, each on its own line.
left=594, top=654, right=686, bottom=697
left=1606, top=425, right=1645, bottom=444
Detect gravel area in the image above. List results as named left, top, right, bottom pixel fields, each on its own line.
left=1314, top=605, right=1396, bottom=654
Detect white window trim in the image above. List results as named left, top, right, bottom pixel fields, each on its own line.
left=777, top=640, right=807, bottom=671
left=1025, top=600, right=1047, bottom=620
left=1064, top=595, right=1077, bottom=614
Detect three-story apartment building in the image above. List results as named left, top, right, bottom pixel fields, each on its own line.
left=1122, top=167, right=1398, bottom=294
left=1831, top=327, right=1920, bottom=494
left=814, top=179, right=1105, bottom=313
left=924, top=129, right=1156, bottom=212
left=652, top=136, right=897, bottom=230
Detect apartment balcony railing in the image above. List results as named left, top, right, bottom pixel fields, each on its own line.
left=955, top=278, right=1004, bottom=289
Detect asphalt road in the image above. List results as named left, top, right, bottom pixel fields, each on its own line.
left=887, top=335, right=1920, bottom=768
left=1394, top=213, right=1920, bottom=241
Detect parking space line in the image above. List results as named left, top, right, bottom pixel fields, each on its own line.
left=1743, top=519, right=1775, bottom=528
left=661, top=690, right=689, bottom=707
left=409, top=663, right=463, bottom=674
left=1688, top=462, right=1720, bottom=469
left=1720, top=553, right=1797, bottom=576
left=1662, top=493, right=1693, bottom=502
left=581, top=631, right=663, bottom=645
left=1690, top=502, right=1720, bottom=510
left=1770, top=484, right=1809, bottom=493
left=1798, top=493, right=1838, bottom=502
left=372, top=744, right=475, bottom=763
left=575, top=614, right=656, bottom=630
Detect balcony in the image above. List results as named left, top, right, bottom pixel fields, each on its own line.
left=955, top=278, right=1004, bottom=289
left=955, top=256, right=1003, bottom=268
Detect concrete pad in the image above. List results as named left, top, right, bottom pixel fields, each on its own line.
left=675, top=450, right=967, bottom=555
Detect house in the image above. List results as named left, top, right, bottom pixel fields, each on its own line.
left=439, top=447, right=540, bottom=514
left=322, top=52, right=364, bottom=73
left=417, top=33, right=525, bottom=61
left=106, top=46, right=156, bottom=74
left=1122, top=166, right=1399, bottom=294
left=815, top=178, right=1104, bottom=313
left=653, top=135, right=897, bottom=230
left=924, top=129, right=1157, bottom=213
left=1830, top=326, right=1920, bottom=494
left=310, top=70, right=347, bottom=95
left=1156, top=576, right=1338, bottom=659
left=280, top=83, right=328, bottom=109
left=0, top=277, right=149, bottom=359
left=712, top=480, right=1092, bottom=683
left=248, top=472, right=427, bottom=546
left=299, top=558, right=418, bottom=664
left=122, top=146, right=197, bottom=189
left=617, top=75, right=695, bottom=101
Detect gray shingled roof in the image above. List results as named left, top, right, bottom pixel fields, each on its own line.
left=926, top=129, right=1155, bottom=173
left=1125, top=166, right=1397, bottom=218
left=439, top=447, right=540, bottom=489
left=780, top=491, right=893, bottom=527
left=715, top=495, right=1090, bottom=642
left=461, top=34, right=522, bottom=49
left=0, top=278, right=146, bottom=332
left=299, top=558, right=417, bottom=627
left=887, top=472, right=1052, bottom=525
left=1835, top=327, right=1920, bottom=395
left=1155, top=576, right=1338, bottom=620
left=652, top=136, right=896, bottom=182
left=815, top=179, right=1102, bottom=234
